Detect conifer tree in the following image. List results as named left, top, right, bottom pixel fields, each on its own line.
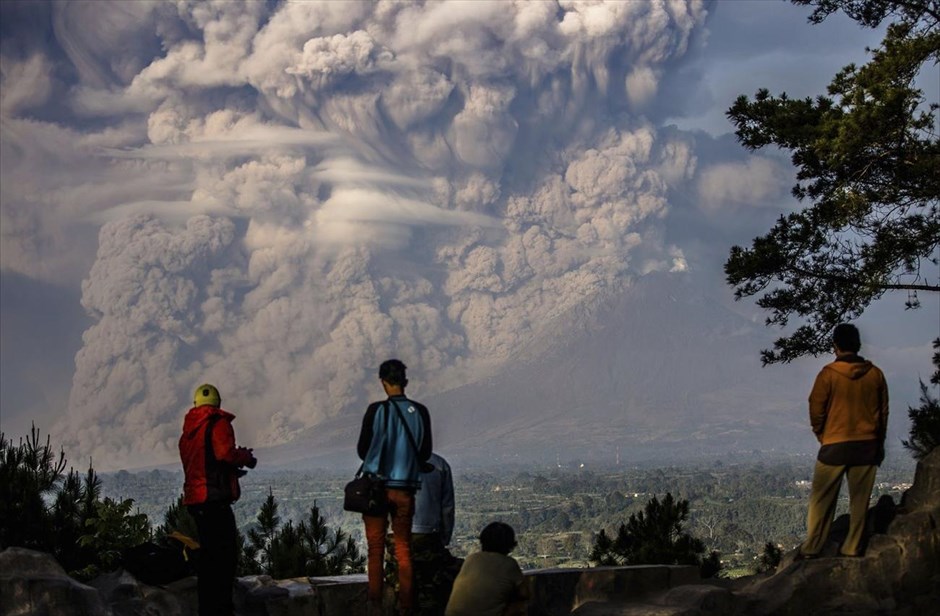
left=243, top=491, right=365, bottom=577
left=591, top=493, right=721, bottom=577
left=903, top=338, right=940, bottom=459
left=0, top=425, right=66, bottom=552
left=724, top=0, right=939, bottom=364
left=154, top=494, right=199, bottom=542
left=0, top=425, right=151, bottom=579
left=245, top=488, right=281, bottom=575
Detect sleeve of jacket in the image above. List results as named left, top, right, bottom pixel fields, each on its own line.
left=808, top=368, right=831, bottom=442
left=357, top=404, right=379, bottom=459
left=211, top=419, right=252, bottom=466
left=441, top=458, right=455, bottom=545
left=418, top=406, right=432, bottom=462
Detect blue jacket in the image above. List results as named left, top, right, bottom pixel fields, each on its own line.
left=413, top=453, right=455, bottom=543
left=357, top=395, right=432, bottom=489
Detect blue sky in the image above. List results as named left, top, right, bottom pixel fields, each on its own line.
left=1, top=0, right=936, bottom=470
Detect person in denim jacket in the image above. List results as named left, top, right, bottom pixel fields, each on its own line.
left=358, top=359, right=432, bottom=615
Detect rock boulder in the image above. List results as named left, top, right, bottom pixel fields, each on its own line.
left=0, top=548, right=108, bottom=616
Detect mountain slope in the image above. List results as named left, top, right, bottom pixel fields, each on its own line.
left=427, top=272, right=818, bottom=465
left=262, top=272, right=819, bottom=468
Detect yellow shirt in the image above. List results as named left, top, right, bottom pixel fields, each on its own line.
left=445, top=551, right=525, bottom=616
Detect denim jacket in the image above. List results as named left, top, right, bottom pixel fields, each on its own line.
left=413, top=453, right=455, bottom=543
left=357, top=396, right=432, bottom=489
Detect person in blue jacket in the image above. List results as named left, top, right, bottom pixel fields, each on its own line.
left=358, top=359, right=432, bottom=616
left=411, top=452, right=461, bottom=615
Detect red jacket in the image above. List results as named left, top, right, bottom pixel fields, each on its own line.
left=179, top=406, right=254, bottom=505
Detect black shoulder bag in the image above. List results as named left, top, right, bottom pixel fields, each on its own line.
left=344, top=403, right=390, bottom=516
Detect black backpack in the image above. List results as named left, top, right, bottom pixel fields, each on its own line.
left=121, top=532, right=199, bottom=586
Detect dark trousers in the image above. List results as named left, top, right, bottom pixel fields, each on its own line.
left=386, top=532, right=463, bottom=616
left=188, top=502, right=237, bottom=616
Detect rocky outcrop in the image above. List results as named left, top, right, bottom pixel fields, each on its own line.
left=735, top=447, right=940, bottom=616
left=87, top=569, right=197, bottom=616
left=567, top=448, right=940, bottom=616
left=0, top=548, right=108, bottom=616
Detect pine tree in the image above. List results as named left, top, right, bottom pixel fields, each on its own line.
left=296, top=502, right=365, bottom=576
left=756, top=542, right=784, bottom=574
left=902, top=338, right=940, bottom=459
left=590, top=493, right=721, bottom=577
left=724, top=0, right=939, bottom=364
left=0, top=425, right=151, bottom=579
left=242, top=492, right=365, bottom=577
left=245, top=489, right=281, bottom=575
left=0, top=425, right=67, bottom=552
left=154, top=494, right=199, bottom=542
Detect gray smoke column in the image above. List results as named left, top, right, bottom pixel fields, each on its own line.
left=42, top=0, right=704, bottom=469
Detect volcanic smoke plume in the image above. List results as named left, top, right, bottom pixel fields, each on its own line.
left=2, top=1, right=705, bottom=468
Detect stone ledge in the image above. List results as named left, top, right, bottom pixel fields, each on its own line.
left=301, top=565, right=700, bottom=616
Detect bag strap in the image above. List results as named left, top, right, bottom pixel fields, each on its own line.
left=389, top=398, right=421, bottom=458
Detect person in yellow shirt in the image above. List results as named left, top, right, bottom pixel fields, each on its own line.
left=445, top=522, right=529, bottom=616
left=798, top=323, right=889, bottom=559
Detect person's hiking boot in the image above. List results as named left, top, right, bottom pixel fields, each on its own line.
left=793, top=551, right=820, bottom=562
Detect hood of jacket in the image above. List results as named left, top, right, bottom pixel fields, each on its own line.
left=182, top=405, right=236, bottom=438
left=825, top=356, right=874, bottom=380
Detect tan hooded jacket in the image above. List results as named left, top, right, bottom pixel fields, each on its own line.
left=808, top=356, right=889, bottom=446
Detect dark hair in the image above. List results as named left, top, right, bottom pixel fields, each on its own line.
left=379, top=359, right=408, bottom=387
left=833, top=323, right=861, bottom=353
left=479, top=522, right=517, bottom=555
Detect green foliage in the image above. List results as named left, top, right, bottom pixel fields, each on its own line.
left=0, top=426, right=67, bottom=552
left=792, top=0, right=940, bottom=29
left=243, top=490, right=365, bottom=577
left=903, top=338, right=940, bottom=459
left=724, top=2, right=939, bottom=364
left=153, top=494, right=199, bottom=542
left=244, top=489, right=281, bottom=574
left=590, top=493, right=721, bottom=578
left=0, top=425, right=151, bottom=580
left=49, top=467, right=101, bottom=575
left=756, top=541, right=784, bottom=574
left=76, top=497, right=151, bottom=579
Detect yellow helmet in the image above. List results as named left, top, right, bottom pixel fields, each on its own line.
left=193, top=383, right=221, bottom=408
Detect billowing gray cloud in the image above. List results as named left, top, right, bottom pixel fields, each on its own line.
left=2, top=0, right=709, bottom=469
left=696, top=156, right=789, bottom=213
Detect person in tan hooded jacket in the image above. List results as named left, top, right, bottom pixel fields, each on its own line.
left=798, top=324, right=889, bottom=559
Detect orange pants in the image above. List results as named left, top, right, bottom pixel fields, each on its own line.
left=364, top=488, right=415, bottom=610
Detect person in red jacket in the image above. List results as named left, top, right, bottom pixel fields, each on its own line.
left=180, top=383, right=256, bottom=616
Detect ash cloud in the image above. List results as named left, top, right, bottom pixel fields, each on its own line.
left=1, top=0, right=708, bottom=469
